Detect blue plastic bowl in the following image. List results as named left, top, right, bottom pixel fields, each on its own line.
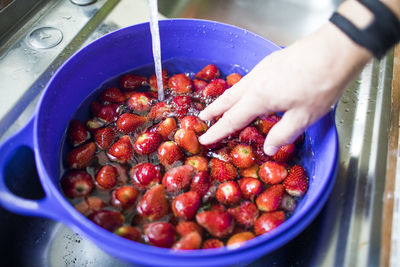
left=0, top=19, right=338, bottom=266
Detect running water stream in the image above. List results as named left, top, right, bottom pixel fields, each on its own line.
left=147, top=0, right=164, bottom=101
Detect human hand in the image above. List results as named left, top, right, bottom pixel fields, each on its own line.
left=198, top=23, right=372, bottom=155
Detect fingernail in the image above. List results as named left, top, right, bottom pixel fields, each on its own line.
left=264, top=145, right=279, bottom=156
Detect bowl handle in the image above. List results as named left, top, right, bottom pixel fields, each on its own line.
left=0, top=117, right=60, bottom=220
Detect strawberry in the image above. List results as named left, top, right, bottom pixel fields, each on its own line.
left=192, top=78, right=207, bottom=92
left=86, top=118, right=104, bottom=132
left=273, top=143, right=296, bottom=163
left=89, top=209, right=124, bottom=232
left=256, top=184, right=285, bottom=212
left=96, top=165, right=118, bottom=189
left=195, top=64, right=220, bottom=81
left=157, top=141, right=184, bottom=167
left=172, top=191, right=201, bottom=220
left=208, top=147, right=231, bottom=162
left=111, top=185, right=139, bottom=210
left=127, top=92, right=152, bottom=112
left=171, top=95, right=192, bottom=118
left=107, top=135, right=133, bottom=163
left=94, top=127, right=115, bottom=150
left=202, top=238, right=224, bottom=249
left=149, top=70, right=168, bottom=91
left=68, top=120, right=90, bottom=147
left=99, top=87, right=125, bottom=103
left=227, top=232, right=255, bottom=248
left=280, top=194, right=297, bottom=212
left=216, top=181, right=242, bottom=205
left=190, top=171, right=211, bottom=197
left=209, top=158, right=237, bottom=182
left=180, top=115, right=208, bottom=135
left=66, top=142, right=96, bottom=169
left=202, top=78, right=228, bottom=97
left=228, top=201, right=259, bottom=228
left=253, top=146, right=271, bottom=165
left=239, top=164, right=259, bottom=178
left=114, top=226, right=141, bottom=241
left=176, top=221, right=203, bottom=237
left=283, top=165, right=308, bottom=197
left=230, top=144, right=255, bottom=168
left=120, top=74, right=148, bottom=90
left=116, top=113, right=147, bottom=133
left=61, top=170, right=94, bottom=198
left=255, top=113, right=281, bottom=135
left=97, top=104, right=119, bottom=123
left=238, top=177, right=263, bottom=201
left=156, top=117, right=177, bottom=140
left=172, top=231, right=202, bottom=250
left=226, top=73, right=242, bottom=87
left=74, top=196, right=105, bottom=216
left=239, top=126, right=264, bottom=146
left=134, top=132, right=162, bottom=155
left=162, top=165, right=195, bottom=194
left=196, top=210, right=235, bottom=238
left=210, top=203, right=227, bottom=212
left=148, top=102, right=171, bottom=120
left=143, top=222, right=177, bottom=248
left=136, top=184, right=169, bottom=221
left=129, top=163, right=161, bottom=190
left=168, top=73, right=193, bottom=94
left=254, top=211, right=285, bottom=235
left=90, top=101, right=102, bottom=117
left=259, top=161, right=288, bottom=184
left=185, top=155, right=208, bottom=172
left=174, top=128, right=200, bottom=154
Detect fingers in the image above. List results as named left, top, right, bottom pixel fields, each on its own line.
left=263, top=109, right=308, bottom=155
left=199, top=96, right=263, bottom=145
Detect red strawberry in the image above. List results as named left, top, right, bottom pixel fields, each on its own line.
left=156, top=117, right=177, bottom=140
left=196, top=210, right=234, bottom=238
left=228, top=201, right=259, bottom=228
left=238, top=177, right=263, bottom=201
left=120, top=74, right=148, bottom=90
left=111, top=185, right=139, bottom=210
left=209, top=158, right=237, bottom=182
left=202, top=238, right=224, bottom=249
left=176, top=221, right=203, bottom=236
left=216, top=181, right=242, bottom=205
left=172, top=191, right=201, bottom=220
left=66, top=142, right=96, bottom=169
left=192, top=78, right=207, bottom=92
left=280, top=194, right=297, bottom=212
left=61, top=170, right=94, bottom=198
left=239, top=164, right=259, bottom=178
left=230, top=144, right=255, bottom=168
left=210, top=203, right=227, bottom=212
left=97, top=104, right=119, bottom=123
left=227, top=232, right=255, bottom=248
left=148, top=102, right=171, bottom=120
left=171, top=95, right=192, bottom=118
left=89, top=209, right=124, bottom=232
left=273, top=144, right=296, bottom=163
left=168, top=73, right=193, bottom=94
left=162, top=165, right=195, bottom=194
left=190, top=171, right=211, bottom=198
left=94, top=127, right=115, bottom=150
left=86, top=118, right=104, bottom=132
left=209, top=147, right=231, bottom=162
left=90, top=101, right=102, bottom=117
left=149, top=70, right=168, bottom=91
left=180, top=116, right=208, bottom=135
left=116, top=113, right=147, bottom=133
left=256, top=184, right=285, bottom=212
left=127, top=92, right=152, bottom=112
left=174, top=128, right=200, bottom=154
left=157, top=141, right=184, bottom=167
left=114, top=226, right=141, bottom=241
left=259, top=161, right=288, bottom=184
left=185, top=155, right=208, bottom=172
left=136, top=184, right=169, bottom=221
left=226, top=73, right=242, bottom=87
left=255, top=113, right=281, bottom=135
left=145, top=91, right=158, bottom=99
left=239, top=127, right=264, bottom=146
left=283, top=165, right=308, bottom=197
left=195, top=64, right=220, bottom=81
left=172, top=231, right=202, bottom=250
left=107, top=135, right=133, bottom=163
left=96, top=165, right=117, bottom=189
left=202, top=79, right=228, bottom=97
left=144, top=222, right=176, bottom=248
left=253, top=146, right=271, bottom=165
left=254, top=211, right=285, bottom=235
left=100, top=87, right=125, bottom=103
left=74, top=196, right=105, bottom=216
left=134, top=132, right=162, bottom=155
left=129, top=163, right=162, bottom=189
left=68, top=120, right=90, bottom=147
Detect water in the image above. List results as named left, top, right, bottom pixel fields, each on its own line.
left=147, top=0, right=164, bottom=101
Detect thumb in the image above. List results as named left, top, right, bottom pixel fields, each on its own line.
left=263, top=109, right=308, bottom=155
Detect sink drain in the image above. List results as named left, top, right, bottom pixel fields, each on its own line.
left=27, top=27, right=63, bottom=49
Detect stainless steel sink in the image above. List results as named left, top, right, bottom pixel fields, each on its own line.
left=0, top=0, right=395, bottom=266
